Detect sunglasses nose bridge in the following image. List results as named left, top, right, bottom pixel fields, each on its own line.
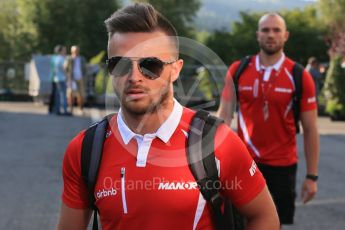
left=127, top=60, right=145, bottom=81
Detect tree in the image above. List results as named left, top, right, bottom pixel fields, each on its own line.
left=0, top=0, right=38, bottom=60
left=205, top=12, right=260, bottom=65
left=282, top=6, right=328, bottom=64
left=205, top=7, right=327, bottom=66
left=137, top=0, right=201, bottom=38
left=318, top=0, right=345, bottom=56
left=0, top=0, right=120, bottom=60
left=323, top=55, right=345, bottom=119
left=32, top=0, right=120, bottom=59
left=318, top=0, right=345, bottom=119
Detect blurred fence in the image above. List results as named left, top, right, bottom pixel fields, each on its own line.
left=1, top=59, right=229, bottom=110
left=0, top=61, right=28, bottom=100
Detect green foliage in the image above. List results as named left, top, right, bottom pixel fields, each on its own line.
left=318, top=0, right=345, bottom=26
left=0, top=0, right=38, bottom=60
left=204, top=30, right=235, bottom=65
left=89, top=51, right=106, bottom=65
left=195, top=30, right=211, bottom=44
left=32, top=0, right=120, bottom=59
left=196, top=67, right=213, bottom=100
left=205, top=7, right=328, bottom=65
left=323, top=55, right=345, bottom=117
left=0, top=0, right=202, bottom=60
left=95, top=69, right=107, bottom=95
left=137, top=0, right=201, bottom=38
left=282, top=7, right=328, bottom=64
left=89, top=51, right=107, bottom=95
left=0, top=0, right=120, bottom=60
left=318, top=0, right=345, bottom=57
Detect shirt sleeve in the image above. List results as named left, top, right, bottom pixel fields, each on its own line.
left=300, top=70, right=317, bottom=112
left=221, top=61, right=241, bottom=101
left=61, top=131, right=90, bottom=209
left=214, top=124, right=266, bottom=207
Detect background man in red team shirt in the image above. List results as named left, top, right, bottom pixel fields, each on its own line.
left=217, top=13, right=320, bottom=225
left=57, top=3, right=279, bottom=230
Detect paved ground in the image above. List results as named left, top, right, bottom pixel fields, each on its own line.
left=0, top=102, right=344, bottom=229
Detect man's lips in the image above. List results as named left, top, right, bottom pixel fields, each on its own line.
left=266, top=40, right=276, bottom=45
left=126, top=88, right=145, bottom=94
left=125, top=88, right=148, bottom=100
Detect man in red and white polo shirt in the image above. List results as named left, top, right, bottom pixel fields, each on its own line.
left=57, top=3, right=279, bottom=230
left=218, top=13, right=319, bottom=225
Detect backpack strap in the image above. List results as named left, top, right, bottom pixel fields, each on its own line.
left=292, top=63, right=304, bottom=134
left=81, top=113, right=115, bottom=230
left=234, top=56, right=251, bottom=100
left=187, top=110, right=234, bottom=230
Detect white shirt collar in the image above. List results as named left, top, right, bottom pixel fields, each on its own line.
left=117, top=99, right=183, bottom=145
left=255, top=53, right=285, bottom=72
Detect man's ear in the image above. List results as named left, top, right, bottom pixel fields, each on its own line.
left=284, top=30, right=290, bottom=42
left=171, top=59, right=184, bottom=82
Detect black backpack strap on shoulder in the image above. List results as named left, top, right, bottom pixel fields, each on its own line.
left=292, top=63, right=304, bottom=134
left=234, top=56, right=251, bottom=100
left=81, top=113, right=115, bottom=230
left=187, top=110, right=234, bottom=230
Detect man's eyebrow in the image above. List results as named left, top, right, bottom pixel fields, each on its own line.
left=259, top=27, right=282, bottom=31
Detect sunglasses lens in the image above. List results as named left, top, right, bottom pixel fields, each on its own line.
left=139, top=58, right=164, bottom=79
left=107, top=57, right=132, bottom=77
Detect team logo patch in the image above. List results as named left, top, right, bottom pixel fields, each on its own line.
left=95, top=188, right=117, bottom=199
left=308, top=97, right=316, bottom=103
left=239, top=86, right=253, bottom=91
left=274, top=87, right=292, bottom=93
left=158, top=182, right=198, bottom=190
left=249, top=160, right=257, bottom=177
left=106, top=130, right=112, bottom=138
left=253, top=79, right=259, bottom=98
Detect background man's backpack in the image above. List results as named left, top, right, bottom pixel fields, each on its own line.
left=233, top=56, right=304, bottom=133
left=81, top=110, right=245, bottom=230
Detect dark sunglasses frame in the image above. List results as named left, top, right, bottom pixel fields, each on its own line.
left=106, top=56, right=177, bottom=80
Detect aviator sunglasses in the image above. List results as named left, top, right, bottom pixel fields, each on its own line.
left=106, top=56, right=177, bottom=80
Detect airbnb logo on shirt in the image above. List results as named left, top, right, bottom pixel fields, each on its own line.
left=96, top=188, right=117, bottom=199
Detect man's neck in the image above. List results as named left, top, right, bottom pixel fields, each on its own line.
left=259, top=50, right=284, bottom=67
left=121, top=99, right=175, bottom=135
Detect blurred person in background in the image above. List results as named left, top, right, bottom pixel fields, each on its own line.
left=306, top=56, right=322, bottom=102
left=65, top=45, right=87, bottom=115
left=50, top=45, right=69, bottom=115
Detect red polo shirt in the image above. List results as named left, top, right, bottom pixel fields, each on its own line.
left=62, top=104, right=266, bottom=229
left=222, top=55, right=317, bottom=166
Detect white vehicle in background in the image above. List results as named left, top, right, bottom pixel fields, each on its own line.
left=27, top=55, right=99, bottom=105
left=27, top=55, right=52, bottom=103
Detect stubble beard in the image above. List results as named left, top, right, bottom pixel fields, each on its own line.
left=116, top=77, right=172, bottom=116
left=259, top=42, right=283, bottom=56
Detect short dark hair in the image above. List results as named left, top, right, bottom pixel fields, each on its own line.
left=308, top=56, right=318, bottom=65
left=104, top=3, right=178, bottom=52
left=54, top=45, right=65, bottom=54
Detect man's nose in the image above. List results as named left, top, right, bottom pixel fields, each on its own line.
left=128, top=62, right=144, bottom=82
left=267, top=30, right=275, bottom=37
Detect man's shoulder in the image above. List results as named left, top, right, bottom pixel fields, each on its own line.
left=283, top=57, right=312, bottom=78
left=69, top=129, right=87, bottom=148
left=69, top=114, right=117, bottom=146
left=283, top=56, right=299, bottom=68
left=229, top=55, right=255, bottom=71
